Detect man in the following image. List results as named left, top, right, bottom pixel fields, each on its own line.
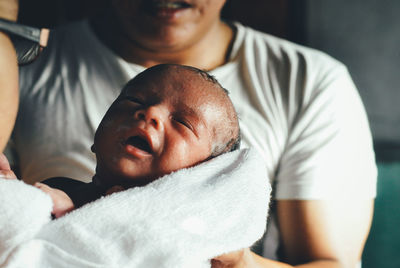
left=2, top=0, right=376, bottom=267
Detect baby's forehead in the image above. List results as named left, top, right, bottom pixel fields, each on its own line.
left=129, top=66, right=211, bottom=86
left=123, top=67, right=224, bottom=101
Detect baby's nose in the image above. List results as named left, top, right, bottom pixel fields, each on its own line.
left=134, top=106, right=165, bottom=129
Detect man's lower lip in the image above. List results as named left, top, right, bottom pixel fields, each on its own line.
left=144, top=5, right=191, bottom=19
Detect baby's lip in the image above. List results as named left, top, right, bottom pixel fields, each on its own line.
left=124, top=128, right=156, bottom=156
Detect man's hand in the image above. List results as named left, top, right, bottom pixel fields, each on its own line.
left=34, top=183, right=75, bottom=218
left=211, top=248, right=252, bottom=268
left=105, top=185, right=125, bottom=195
left=0, top=153, right=17, bottom=179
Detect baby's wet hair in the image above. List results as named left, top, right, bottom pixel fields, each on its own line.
left=182, top=66, right=240, bottom=157
left=173, top=65, right=241, bottom=157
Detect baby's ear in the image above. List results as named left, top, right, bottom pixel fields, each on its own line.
left=91, top=144, right=96, bottom=153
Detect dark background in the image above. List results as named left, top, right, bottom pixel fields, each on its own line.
left=16, top=0, right=400, bottom=267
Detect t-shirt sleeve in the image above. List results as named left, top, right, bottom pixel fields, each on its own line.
left=275, top=63, right=377, bottom=200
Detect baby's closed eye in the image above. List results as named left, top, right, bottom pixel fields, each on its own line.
left=173, top=116, right=193, bottom=131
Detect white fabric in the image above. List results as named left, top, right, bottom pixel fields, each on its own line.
left=12, top=21, right=377, bottom=260
left=0, top=149, right=271, bottom=268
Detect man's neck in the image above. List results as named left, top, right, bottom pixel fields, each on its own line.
left=90, top=13, right=235, bottom=71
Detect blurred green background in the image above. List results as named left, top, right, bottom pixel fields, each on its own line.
left=363, top=144, right=400, bottom=268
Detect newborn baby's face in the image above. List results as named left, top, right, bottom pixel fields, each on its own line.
left=93, top=65, right=230, bottom=188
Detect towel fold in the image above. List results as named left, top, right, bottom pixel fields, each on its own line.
left=0, top=148, right=271, bottom=268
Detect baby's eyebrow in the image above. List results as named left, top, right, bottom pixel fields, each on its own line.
left=178, top=103, right=198, bottom=117
left=123, top=95, right=143, bottom=103
left=118, top=90, right=148, bottom=102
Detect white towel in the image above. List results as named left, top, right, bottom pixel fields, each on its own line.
left=0, top=148, right=271, bottom=268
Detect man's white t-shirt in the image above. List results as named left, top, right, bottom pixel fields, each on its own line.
left=13, top=21, right=377, bottom=260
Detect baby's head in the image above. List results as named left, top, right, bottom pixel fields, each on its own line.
left=92, top=64, right=240, bottom=188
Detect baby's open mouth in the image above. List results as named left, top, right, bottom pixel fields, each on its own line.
left=126, top=136, right=152, bottom=154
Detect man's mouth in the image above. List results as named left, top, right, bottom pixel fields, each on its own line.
left=154, top=1, right=191, bottom=9
left=143, top=1, right=193, bottom=15
left=125, top=136, right=153, bottom=154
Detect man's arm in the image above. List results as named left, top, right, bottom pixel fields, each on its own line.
left=0, top=0, right=19, bottom=152
left=213, top=199, right=374, bottom=268
left=275, top=199, right=374, bottom=267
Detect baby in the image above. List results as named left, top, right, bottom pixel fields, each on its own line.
left=1, top=64, right=240, bottom=218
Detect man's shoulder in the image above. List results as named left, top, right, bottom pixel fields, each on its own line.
left=234, top=22, right=345, bottom=73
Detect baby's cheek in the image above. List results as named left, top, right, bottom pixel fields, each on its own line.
left=170, top=142, right=209, bottom=170
left=98, top=117, right=130, bottom=142
left=157, top=145, right=187, bottom=173
left=114, top=121, right=131, bottom=133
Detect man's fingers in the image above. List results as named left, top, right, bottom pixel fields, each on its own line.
left=0, top=169, right=16, bottom=179
left=211, top=249, right=249, bottom=268
left=210, top=259, right=225, bottom=268
left=0, top=154, right=17, bottom=179
left=34, top=182, right=52, bottom=193
left=0, top=153, right=11, bottom=170
left=105, top=185, right=125, bottom=195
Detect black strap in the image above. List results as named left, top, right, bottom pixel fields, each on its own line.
left=0, top=18, right=41, bottom=43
